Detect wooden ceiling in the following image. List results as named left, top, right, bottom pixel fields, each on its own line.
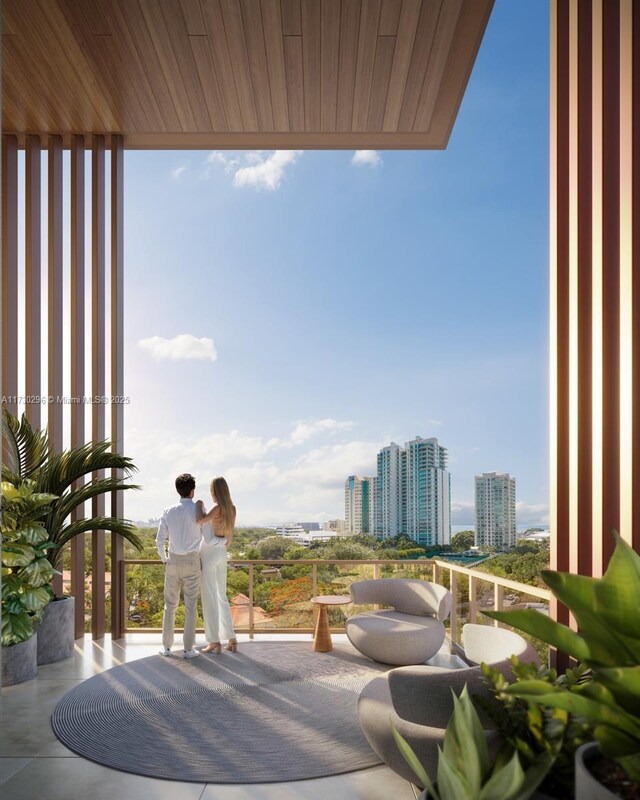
left=2, top=0, right=493, bottom=149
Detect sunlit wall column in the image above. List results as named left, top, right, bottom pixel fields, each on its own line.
left=550, top=0, right=639, bottom=626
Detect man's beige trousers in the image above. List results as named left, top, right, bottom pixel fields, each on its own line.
left=162, top=551, right=201, bottom=651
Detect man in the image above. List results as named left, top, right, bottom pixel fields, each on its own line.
left=156, top=473, right=202, bottom=659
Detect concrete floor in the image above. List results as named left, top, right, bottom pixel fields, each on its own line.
left=0, top=633, right=415, bottom=800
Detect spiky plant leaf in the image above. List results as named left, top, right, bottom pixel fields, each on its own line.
left=2, top=409, right=49, bottom=479
left=391, top=725, right=436, bottom=796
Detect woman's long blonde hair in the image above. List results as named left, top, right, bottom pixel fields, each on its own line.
left=210, top=476, right=235, bottom=536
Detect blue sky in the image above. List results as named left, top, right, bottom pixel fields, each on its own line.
left=123, top=0, right=549, bottom=527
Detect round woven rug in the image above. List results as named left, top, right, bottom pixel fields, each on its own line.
left=51, top=641, right=388, bottom=783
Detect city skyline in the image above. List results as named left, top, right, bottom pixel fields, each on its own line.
left=122, top=1, right=549, bottom=528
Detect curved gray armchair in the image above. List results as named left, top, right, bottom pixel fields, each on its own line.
left=358, top=624, right=540, bottom=784
left=345, top=579, right=452, bottom=666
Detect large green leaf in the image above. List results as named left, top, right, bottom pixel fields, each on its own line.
left=17, top=523, right=49, bottom=545
left=21, top=557, right=55, bottom=588
left=482, top=609, right=590, bottom=662
left=595, top=666, right=640, bottom=716
left=2, top=543, right=36, bottom=567
left=2, top=409, right=49, bottom=479
left=592, top=533, right=640, bottom=635
left=437, top=745, right=472, bottom=800
left=21, top=587, right=50, bottom=612
left=1, top=610, right=34, bottom=645
left=445, top=687, right=489, bottom=793
left=540, top=571, right=639, bottom=665
left=616, top=753, right=640, bottom=782
left=479, top=750, right=524, bottom=800
left=392, top=725, right=436, bottom=795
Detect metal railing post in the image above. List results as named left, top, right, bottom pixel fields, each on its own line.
left=493, top=583, right=504, bottom=627
left=249, top=564, right=255, bottom=639
left=469, top=575, right=477, bottom=624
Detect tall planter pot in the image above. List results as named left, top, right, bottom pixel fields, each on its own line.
left=1, top=634, right=38, bottom=686
left=575, top=742, right=619, bottom=800
left=36, top=596, right=75, bottom=665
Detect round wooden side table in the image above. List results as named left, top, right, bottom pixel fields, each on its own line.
left=311, top=595, right=352, bottom=652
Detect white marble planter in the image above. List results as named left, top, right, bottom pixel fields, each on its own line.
left=1, top=634, right=38, bottom=686
left=36, top=596, right=75, bottom=665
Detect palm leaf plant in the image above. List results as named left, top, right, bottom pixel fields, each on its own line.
left=2, top=480, right=58, bottom=645
left=2, top=409, right=142, bottom=584
left=484, top=532, right=640, bottom=783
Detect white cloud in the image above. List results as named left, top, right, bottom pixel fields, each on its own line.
left=428, top=419, right=443, bottom=426
left=170, top=164, right=188, bottom=179
left=202, top=150, right=302, bottom=190
left=289, top=418, right=356, bottom=445
left=138, top=334, right=218, bottom=363
left=351, top=150, right=382, bottom=168
left=233, top=150, right=302, bottom=190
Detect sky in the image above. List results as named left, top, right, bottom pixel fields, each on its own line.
left=122, top=0, right=550, bottom=527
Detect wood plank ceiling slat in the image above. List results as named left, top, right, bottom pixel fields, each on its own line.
left=397, top=0, right=441, bottom=131
left=367, top=35, right=396, bottom=131
left=179, top=0, right=206, bottom=35
left=189, top=36, right=229, bottom=131
left=220, top=0, right=260, bottom=131
left=280, top=0, right=301, bottom=36
left=200, top=0, right=244, bottom=131
left=413, top=0, right=463, bottom=131
left=240, top=0, right=275, bottom=131
left=284, top=35, right=304, bottom=131
left=379, top=0, right=401, bottom=35
left=261, top=0, right=290, bottom=131
left=320, top=0, right=341, bottom=132
left=301, top=0, right=321, bottom=131
left=158, top=0, right=212, bottom=129
left=336, top=0, right=361, bottom=131
left=382, top=0, right=421, bottom=131
left=97, top=0, right=167, bottom=132
left=118, top=0, right=182, bottom=131
left=352, top=0, right=382, bottom=130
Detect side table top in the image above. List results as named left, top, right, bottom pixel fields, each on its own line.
left=311, top=595, right=352, bottom=605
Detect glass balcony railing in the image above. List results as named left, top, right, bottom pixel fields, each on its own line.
left=120, top=557, right=551, bottom=660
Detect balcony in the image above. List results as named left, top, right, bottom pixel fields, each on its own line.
left=0, top=559, right=549, bottom=799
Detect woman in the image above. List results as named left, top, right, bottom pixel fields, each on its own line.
left=195, top=477, right=237, bottom=653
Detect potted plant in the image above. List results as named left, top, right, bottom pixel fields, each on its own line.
left=479, top=657, right=594, bottom=798
left=485, top=532, right=640, bottom=799
left=392, top=685, right=553, bottom=799
left=2, top=410, right=142, bottom=662
left=1, top=480, right=57, bottom=685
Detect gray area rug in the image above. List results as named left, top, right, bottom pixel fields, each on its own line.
left=51, top=642, right=389, bottom=783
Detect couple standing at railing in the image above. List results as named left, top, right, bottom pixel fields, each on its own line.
left=155, top=473, right=237, bottom=659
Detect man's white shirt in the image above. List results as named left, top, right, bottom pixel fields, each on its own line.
left=156, top=498, right=202, bottom=562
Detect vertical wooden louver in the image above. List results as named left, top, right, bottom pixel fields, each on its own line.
left=550, top=0, right=639, bottom=619
left=1, top=133, right=125, bottom=640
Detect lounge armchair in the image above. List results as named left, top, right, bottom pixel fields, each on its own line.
left=345, top=578, right=452, bottom=666
left=357, top=624, right=540, bottom=784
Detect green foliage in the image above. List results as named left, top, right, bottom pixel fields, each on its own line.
left=451, top=530, right=476, bottom=552
left=255, top=536, right=293, bottom=560
left=477, top=543, right=550, bottom=587
left=2, top=409, right=142, bottom=576
left=1, top=480, right=57, bottom=646
left=393, top=685, right=552, bottom=800
left=484, top=532, right=640, bottom=782
left=479, top=657, right=594, bottom=797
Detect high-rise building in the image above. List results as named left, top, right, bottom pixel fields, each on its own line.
left=375, top=443, right=404, bottom=538
left=403, top=436, right=451, bottom=546
left=475, top=472, right=517, bottom=550
left=373, top=437, right=451, bottom=545
left=345, top=475, right=376, bottom=535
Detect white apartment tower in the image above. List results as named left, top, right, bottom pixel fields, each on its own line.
left=373, top=437, right=450, bottom=543
left=375, top=443, right=403, bottom=538
left=475, top=472, right=517, bottom=550
left=345, top=475, right=376, bottom=535
left=404, top=437, right=451, bottom=546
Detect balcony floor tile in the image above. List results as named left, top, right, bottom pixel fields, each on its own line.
left=0, top=635, right=414, bottom=800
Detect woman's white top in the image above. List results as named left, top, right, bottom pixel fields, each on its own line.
left=201, top=522, right=224, bottom=547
